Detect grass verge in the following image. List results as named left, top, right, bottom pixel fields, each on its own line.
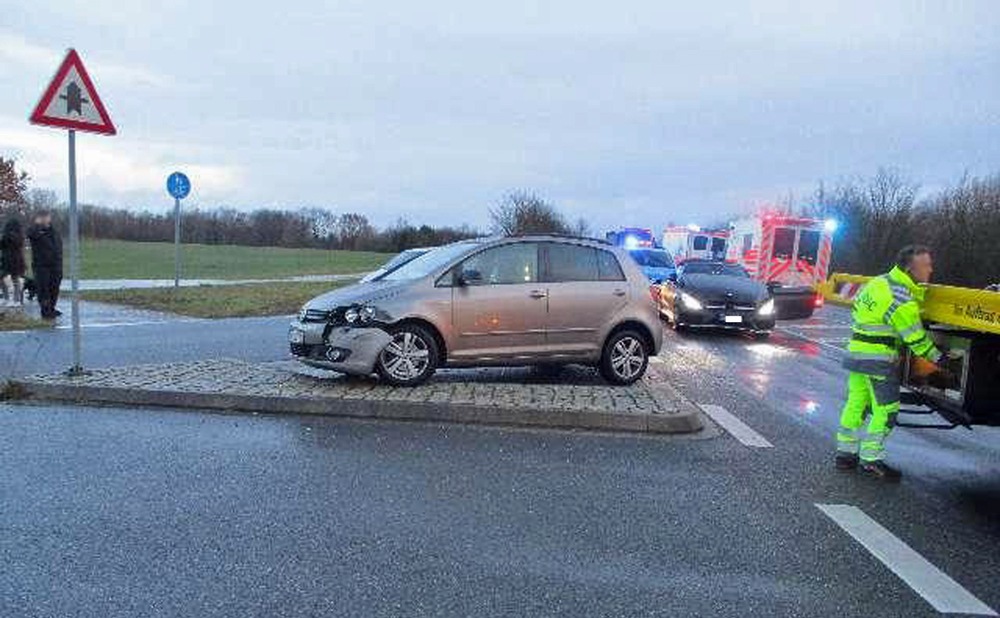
left=0, top=311, right=52, bottom=332
left=75, top=239, right=391, bottom=280
left=80, top=280, right=351, bottom=319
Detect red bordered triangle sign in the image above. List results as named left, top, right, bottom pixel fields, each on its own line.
left=30, top=49, right=116, bottom=136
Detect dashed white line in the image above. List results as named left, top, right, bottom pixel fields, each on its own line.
left=816, top=504, right=997, bottom=616
left=697, top=403, right=773, bottom=448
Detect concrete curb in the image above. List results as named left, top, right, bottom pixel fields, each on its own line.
left=13, top=380, right=704, bottom=435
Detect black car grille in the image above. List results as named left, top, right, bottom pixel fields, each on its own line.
left=704, top=300, right=757, bottom=311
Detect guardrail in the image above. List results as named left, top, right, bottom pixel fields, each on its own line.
left=818, top=273, right=1000, bottom=335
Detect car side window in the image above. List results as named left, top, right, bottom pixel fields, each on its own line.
left=544, top=243, right=600, bottom=282
left=597, top=249, right=626, bottom=281
left=460, top=243, right=538, bottom=285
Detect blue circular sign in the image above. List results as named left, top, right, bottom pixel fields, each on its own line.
left=166, top=172, right=191, bottom=200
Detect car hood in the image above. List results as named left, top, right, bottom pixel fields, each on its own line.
left=305, top=279, right=412, bottom=310
left=680, top=274, right=767, bottom=302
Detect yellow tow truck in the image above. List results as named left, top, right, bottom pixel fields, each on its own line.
left=819, top=275, right=1000, bottom=429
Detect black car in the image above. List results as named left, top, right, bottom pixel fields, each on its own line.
left=658, top=260, right=775, bottom=338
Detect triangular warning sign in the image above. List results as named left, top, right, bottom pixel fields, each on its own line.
left=30, top=49, right=116, bottom=136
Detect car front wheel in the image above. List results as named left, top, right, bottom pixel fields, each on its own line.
left=376, top=324, right=439, bottom=386
left=600, top=330, right=649, bottom=385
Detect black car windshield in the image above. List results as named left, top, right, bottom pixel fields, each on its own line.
left=629, top=249, right=675, bottom=268
left=682, top=262, right=749, bottom=278
left=381, top=242, right=481, bottom=281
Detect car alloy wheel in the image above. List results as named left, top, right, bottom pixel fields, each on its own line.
left=600, top=330, right=649, bottom=385
left=377, top=324, right=438, bottom=386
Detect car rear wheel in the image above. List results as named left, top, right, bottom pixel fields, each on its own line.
left=376, top=324, right=439, bottom=386
left=600, top=330, right=649, bottom=385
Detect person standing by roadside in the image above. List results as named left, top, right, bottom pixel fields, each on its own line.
left=1, top=216, right=26, bottom=308
left=27, top=211, right=63, bottom=319
left=834, top=245, right=948, bottom=481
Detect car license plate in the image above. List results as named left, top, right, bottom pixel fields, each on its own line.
left=724, top=315, right=743, bottom=324
left=289, top=328, right=305, bottom=344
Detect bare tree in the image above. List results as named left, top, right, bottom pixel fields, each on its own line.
left=489, top=191, right=569, bottom=236
left=808, top=168, right=918, bottom=275
left=335, top=213, right=376, bottom=250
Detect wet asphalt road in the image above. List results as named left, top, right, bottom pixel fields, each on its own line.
left=2, top=305, right=1000, bottom=617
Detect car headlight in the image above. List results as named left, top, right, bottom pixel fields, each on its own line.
left=680, top=292, right=703, bottom=311
left=758, top=298, right=775, bottom=316
left=298, top=305, right=309, bottom=322
left=344, top=305, right=377, bottom=324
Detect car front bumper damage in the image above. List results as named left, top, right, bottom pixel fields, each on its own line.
left=289, top=322, right=393, bottom=376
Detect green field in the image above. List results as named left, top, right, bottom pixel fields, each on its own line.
left=81, top=280, right=349, bottom=318
left=72, top=239, right=391, bottom=280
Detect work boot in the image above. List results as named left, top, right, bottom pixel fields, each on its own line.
left=835, top=452, right=859, bottom=470
left=860, top=460, right=902, bottom=482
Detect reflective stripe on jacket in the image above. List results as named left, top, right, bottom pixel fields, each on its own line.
left=843, top=265, right=942, bottom=376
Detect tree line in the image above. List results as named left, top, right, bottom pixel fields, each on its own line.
left=806, top=168, right=1000, bottom=288
left=3, top=156, right=999, bottom=286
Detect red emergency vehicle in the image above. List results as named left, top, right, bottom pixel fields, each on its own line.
left=726, top=212, right=835, bottom=318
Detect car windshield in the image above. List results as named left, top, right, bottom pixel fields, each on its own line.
left=382, top=248, right=429, bottom=271
left=682, top=262, right=748, bottom=278
left=629, top=249, right=675, bottom=268
left=380, top=241, right=481, bottom=281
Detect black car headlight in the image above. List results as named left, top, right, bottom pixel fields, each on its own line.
left=758, top=299, right=776, bottom=316
left=680, top=292, right=704, bottom=311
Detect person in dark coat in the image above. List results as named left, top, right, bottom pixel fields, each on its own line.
left=27, top=212, right=63, bottom=319
left=1, top=216, right=26, bottom=307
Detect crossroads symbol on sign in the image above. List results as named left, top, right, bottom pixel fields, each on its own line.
left=59, top=82, right=89, bottom=115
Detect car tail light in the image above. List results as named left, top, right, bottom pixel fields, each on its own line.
left=650, top=285, right=660, bottom=303
left=814, top=294, right=824, bottom=308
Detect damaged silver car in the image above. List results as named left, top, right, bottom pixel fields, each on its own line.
left=289, top=235, right=663, bottom=386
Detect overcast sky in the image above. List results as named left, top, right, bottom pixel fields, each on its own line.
left=1, top=1, right=997, bottom=231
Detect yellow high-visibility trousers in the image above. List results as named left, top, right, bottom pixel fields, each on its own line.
left=836, top=372, right=901, bottom=462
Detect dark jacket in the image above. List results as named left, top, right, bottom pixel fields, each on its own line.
left=27, top=224, right=63, bottom=271
left=1, top=218, right=26, bottom=277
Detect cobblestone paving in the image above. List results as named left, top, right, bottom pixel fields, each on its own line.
left=22, top=359, right=690, bottom=417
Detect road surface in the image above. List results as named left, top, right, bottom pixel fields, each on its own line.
left=2, top=305, right=999, bottom=617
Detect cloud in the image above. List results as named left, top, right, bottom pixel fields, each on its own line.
left=0, top=116, right=243, bottom=208
left=0, top=31, right=176, bottom=89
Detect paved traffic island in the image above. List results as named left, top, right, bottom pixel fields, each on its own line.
left=9, top=359, right=704, bottom=434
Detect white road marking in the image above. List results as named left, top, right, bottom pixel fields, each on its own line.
left=816, top=504, right=997, bottom=616
left=697, top=403, right=773, bottom=448
left=54, top=319, right=201, bottom=330
left=649, top=356, right=665, bottom=365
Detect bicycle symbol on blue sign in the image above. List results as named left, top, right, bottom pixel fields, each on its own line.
left=166, top=172, right=191, bottom=200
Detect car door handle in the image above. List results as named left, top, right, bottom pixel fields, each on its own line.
left=529, top=290, right=548, bottom=299
left=613, top=289, right=626, bottom=297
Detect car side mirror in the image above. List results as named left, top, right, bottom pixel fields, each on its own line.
left=457, top=268, right=483, bottom=286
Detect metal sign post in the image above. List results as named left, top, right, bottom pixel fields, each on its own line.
left=174, top=196, right=181, bottom=288
left=28, top=48, right=116, bottom=376
left=166, top=172, right=191, bottom=288
left=67, top=130, right=82, bottom=374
